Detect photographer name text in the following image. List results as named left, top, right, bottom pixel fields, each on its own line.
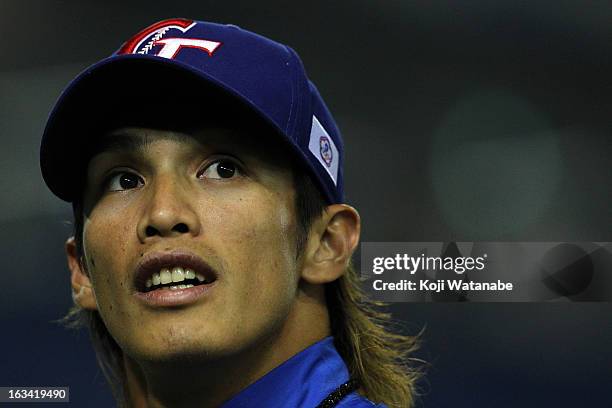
left=372, top=279, right=513, bottom=292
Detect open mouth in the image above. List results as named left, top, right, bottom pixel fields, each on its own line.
left=134, top=251, right=218, bottom=294
left=143, top=266, right=210, bottom=292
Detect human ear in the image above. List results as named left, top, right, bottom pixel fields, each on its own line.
left=301, top=204, right=361, bottom=284
left=65, top=237, right=98, bottom=310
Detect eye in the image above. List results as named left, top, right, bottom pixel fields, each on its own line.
left=199, top=159, right=240, bottom=180
left=107, top=171, right=144, bottom=191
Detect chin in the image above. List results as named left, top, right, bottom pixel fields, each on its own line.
left=124, top=329, right=240, bottom=365
left=127, top=341, right=223, bottom=366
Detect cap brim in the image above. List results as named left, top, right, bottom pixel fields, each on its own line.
left=40, top=54, right=289, bottom=202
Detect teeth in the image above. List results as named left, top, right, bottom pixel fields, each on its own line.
left=145, top=266, right=209, bottom=290
left=160, top=268, right=172, bottom=284
left=172, top=267, right=185, bottom=282
left=169, top=285, right=192, bottom=290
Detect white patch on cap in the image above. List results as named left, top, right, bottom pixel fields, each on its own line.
left=308, top=115, right=339, bottom=185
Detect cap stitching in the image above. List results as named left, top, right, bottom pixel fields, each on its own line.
left=284, top=46, right=295, bottom=135
left=139, top=28, right=170, bottom=55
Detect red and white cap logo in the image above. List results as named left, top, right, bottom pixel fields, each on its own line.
left=118, top=18, right=222, bottom=59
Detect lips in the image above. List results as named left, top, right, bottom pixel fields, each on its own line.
left=132, top=250, right=219, bottom=307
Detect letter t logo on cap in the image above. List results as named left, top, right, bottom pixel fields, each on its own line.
left=153, top=38, right=222, bottom=59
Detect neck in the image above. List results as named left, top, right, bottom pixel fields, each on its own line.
left=123, top=284, right=330, bottom=408
left=124, top=338, right=281, bottom=408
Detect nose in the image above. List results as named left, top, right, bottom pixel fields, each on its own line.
left=137, top=173, right=202, bottom=242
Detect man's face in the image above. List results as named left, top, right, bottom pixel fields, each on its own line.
left=80, top=124, right=301, bottom=363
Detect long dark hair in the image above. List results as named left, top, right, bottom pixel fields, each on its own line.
left=62, top=166, right=421, bottom=408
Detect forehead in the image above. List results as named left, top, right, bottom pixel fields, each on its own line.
left=89, top=114, right=292, bottom=165
left=81, top=122, right=298, bottom=208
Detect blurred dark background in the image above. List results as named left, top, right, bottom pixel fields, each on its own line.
left=1, top=1, right=611, bottom=406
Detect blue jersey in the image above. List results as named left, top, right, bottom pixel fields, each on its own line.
left=221, top=337, right=386, bottom=408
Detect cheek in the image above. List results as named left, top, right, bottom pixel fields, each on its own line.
left=84, top=198, right=139, bottom=263
left=82, top=208, right=135, bottom=311
left=204, top=192, right=299, bottom=304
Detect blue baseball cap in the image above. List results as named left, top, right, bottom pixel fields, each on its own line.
left=40, top=18, right=344, bottom=203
